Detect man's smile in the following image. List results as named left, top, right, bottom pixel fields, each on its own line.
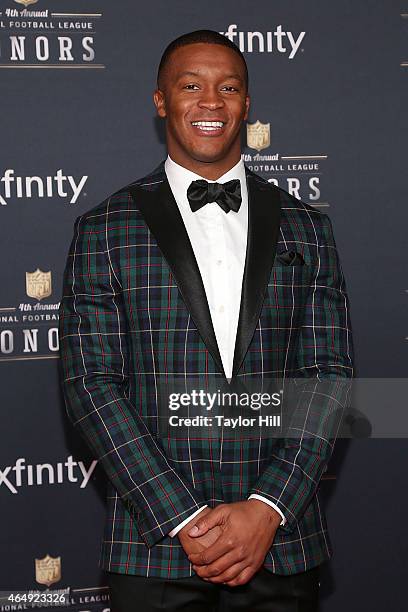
left=190, top=120, right=226, bottom=135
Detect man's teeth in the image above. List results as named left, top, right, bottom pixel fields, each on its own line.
left=191, top=121, right=224, bottom=131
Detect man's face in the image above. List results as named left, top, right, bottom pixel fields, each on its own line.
left=154, top=43, right=250, bottom=174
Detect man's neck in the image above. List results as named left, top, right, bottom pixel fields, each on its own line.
left=166, top=153, right=242, bottom=181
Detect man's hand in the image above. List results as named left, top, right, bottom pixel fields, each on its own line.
left=178, top=507, right=223, bottom=558
left=187, top=500, right=281, bottom=587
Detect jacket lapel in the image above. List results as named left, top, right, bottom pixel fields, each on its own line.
left=128, top=167, right=225, bottom=376
left=128, top=163, right=282, bottom=380
left=232, top=169, right=282, bottom=378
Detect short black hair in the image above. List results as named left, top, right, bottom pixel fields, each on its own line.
left=157, top=29, right=248, bottom=91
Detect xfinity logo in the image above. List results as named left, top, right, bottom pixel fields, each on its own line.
left=0, top=169, right=88, bottom=205
left=0, top=456, right=98, bottom=493
left=221, top=24, right=306, bottom=59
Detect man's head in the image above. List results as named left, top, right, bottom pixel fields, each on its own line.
left=154, top=30, right=250, bottom=179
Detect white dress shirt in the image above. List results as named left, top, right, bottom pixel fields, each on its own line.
left=164, top=155, right=286, bottom=536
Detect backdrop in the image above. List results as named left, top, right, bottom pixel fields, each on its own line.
left=1, top=1, right=407, bottom=610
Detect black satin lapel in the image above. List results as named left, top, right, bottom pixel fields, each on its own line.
left=128, top=177, right=225, bottom=376
left=232, top=171, right=282, bottom=378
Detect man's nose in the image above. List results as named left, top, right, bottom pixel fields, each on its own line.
left=197, top=88, right=225, bottom=110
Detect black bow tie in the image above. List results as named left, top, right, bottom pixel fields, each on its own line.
left=187, top=179, right=242, bottom=214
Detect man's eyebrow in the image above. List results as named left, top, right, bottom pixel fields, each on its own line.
left=176, top=70, right=244, bottom=82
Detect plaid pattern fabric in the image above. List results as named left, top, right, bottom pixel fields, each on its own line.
left=58, top=162, right=354, bottom=578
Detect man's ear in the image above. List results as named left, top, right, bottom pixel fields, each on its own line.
left=243, top=94, right=250, bottom=121
left=153, top=89, right=166, bottom=118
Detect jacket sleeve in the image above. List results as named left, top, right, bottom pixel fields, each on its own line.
left=248, top=212, right=354, bottom=533
left=58, top=212, right=206, bottom=547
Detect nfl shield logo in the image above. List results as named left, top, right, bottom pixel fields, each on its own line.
left=246, top=120, right=271, bottom=152
left=35, top=555, right=61, bottom=587
left=14, top=0, right=39, bottom=6
left=26, top=269, right=52, bottom=301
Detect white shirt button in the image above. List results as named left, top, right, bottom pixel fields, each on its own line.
left=219, top=305, right=225, bottom=313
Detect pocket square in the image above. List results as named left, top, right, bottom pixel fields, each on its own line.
left=276, top=250, right=305, bottom=266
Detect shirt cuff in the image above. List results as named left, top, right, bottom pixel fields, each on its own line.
left=248, top=494, right=286, bottom=526
left=168, top=505, right=209, bottom=537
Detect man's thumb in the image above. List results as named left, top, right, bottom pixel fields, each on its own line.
left=188, top=507, right=222, bottom=537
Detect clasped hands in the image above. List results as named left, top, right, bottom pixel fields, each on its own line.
left=177, top=500, right=282, bottom=587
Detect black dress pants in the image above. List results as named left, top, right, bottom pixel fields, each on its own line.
left=106, top=565, right=320, bottom=612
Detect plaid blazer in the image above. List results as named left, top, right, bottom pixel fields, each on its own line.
left=58, top=161, right=354, bottom=578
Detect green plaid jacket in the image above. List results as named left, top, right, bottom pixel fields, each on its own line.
left=58, top=162, right=354, bottom=578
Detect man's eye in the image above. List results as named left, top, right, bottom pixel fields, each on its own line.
left=184, top=84, right=199, bottom=90
left=221, top=86, right=238, bottom=92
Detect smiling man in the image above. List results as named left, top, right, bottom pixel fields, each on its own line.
left=59, top=30, right=354, bottom=612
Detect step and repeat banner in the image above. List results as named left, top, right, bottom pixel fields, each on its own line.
left=1, top=1, right=407, bottom=611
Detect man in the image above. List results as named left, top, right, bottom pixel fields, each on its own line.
left=59, top=30, right=354, bottom=611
